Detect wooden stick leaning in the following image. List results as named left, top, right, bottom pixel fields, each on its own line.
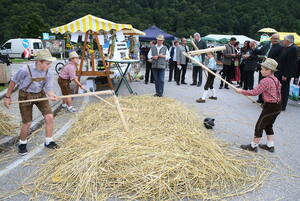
left=189, top=36, right=208, bottom=77
left=12, top=90, right=114, bottom=104
left=12, top=89, right=130, bottom=132
left=183, top=52, right=260, bottom=106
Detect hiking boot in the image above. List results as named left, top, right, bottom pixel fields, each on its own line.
left=196, top=98, right=206, bottom=103
left=45, top=141, right=59, bottom=149
left=240, top=144, right=257, bottom=152
left=259, top=144, right=275, bottom=153
left=208, top=96, right=218, bottom=100
left=18, top=144, right=28, bottom=156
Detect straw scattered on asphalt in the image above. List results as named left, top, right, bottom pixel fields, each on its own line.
left=29, top=95, right=272, bottom=200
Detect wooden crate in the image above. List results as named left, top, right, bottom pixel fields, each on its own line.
left=0, top=64, right=11, bottom=84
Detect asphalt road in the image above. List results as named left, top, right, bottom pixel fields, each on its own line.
left=0, top=63, right=299, bottom=201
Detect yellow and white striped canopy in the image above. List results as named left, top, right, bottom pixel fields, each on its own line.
left=50, top=14, right=133, bottom=34
left=122, top=28, right=145, bottom=36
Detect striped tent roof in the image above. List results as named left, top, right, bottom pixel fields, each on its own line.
left=50, top=14, right=133, bottom=34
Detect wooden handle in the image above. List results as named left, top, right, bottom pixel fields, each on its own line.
left=189, top=46, right=226, bottom=56
left=12, top=90, right=114, bottom=104
left=183, top=52, right=260, bottom=105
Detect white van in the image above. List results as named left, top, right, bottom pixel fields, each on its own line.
left=0, top=38, right=44, bottom=59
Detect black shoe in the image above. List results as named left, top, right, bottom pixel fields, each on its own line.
left=259, top=144, right=274, bottom=152
left=208, top=96, right=217, bottom=100
left=45, top=141, right=59, bottom=149
left=219, top=86, right=223, bottom=89
left=176, top=82, right=180, bottom=85
left=168, top=80, right=172, bottom=82
left=224, top=86, right=230, bottom=89
left=181, top=82, right=187, bottom=85
left=190, top=83, right=197, bottom=86
left=145, top=81, right=148, bottom=84
left=18, top=144, right=28, bottom=156
left=256, top=100, right=264, bottom=104
left=196, top=98, right=206, bottom=103
left=154, top=94, right=159, bottom=97
left=240, top=144, right=257, bottom=152
left=197, top=83, right=201, bottom=87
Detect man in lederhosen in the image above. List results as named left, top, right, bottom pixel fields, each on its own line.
left=4, top=49, right=58, bottom=155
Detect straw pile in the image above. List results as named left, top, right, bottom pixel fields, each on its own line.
left=32, top=95, right=270, bottom=200
left=0, top=110, right=16, bottom=136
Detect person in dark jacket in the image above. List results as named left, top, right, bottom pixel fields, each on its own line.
left=276, top=35, right=299, bottom=111
left=267, top=34, right=283, bottom=63
left=242, top=41, right=258, bottom=90
left=239, top=41, right=250, bottom=88
left=191, top=33, right=207, bottom=86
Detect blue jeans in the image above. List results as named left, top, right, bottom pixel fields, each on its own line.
left=152, top=68, right=165, bottom=96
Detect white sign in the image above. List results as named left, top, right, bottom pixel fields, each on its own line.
left=70, top=32, right=79, bottom=43
left=98, top=35, right=105, bottom=45
left=116, top=31, right=125, bottom=42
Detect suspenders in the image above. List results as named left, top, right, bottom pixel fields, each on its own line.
left=267, top=76, right=281, bottom=103
left=24, top=65, right=48, bottom=93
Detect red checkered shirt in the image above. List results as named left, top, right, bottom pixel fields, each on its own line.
left=241, top=75, right=281, bottom=103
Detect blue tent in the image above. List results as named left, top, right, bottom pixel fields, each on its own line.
left=139, top=25, right=175, bottom=41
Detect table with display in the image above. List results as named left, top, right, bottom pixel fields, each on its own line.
left=105, top=59, right=139, bottom=95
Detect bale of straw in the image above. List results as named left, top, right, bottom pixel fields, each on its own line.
left=0, top=111, right=16, bottom=136
left=32, top=95, right=271, bottom=200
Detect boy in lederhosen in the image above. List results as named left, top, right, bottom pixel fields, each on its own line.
left=4, top=49, right=59, bottom=155
left=236, top=58, right=282, bottom=152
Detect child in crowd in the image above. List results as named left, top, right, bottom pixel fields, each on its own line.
left=196, top=52, right=217, bottom=103
left=236, top=58, right=282, bottom=152
left=58, top=51, right=87, bottom=112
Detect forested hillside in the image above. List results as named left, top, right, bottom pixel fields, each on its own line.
left=1, top=0, right=299, bottom=43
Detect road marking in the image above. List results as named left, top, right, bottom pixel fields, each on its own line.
left=0, top=96, right=89, bottom=178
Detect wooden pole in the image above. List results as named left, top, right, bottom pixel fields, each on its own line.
left=94, top=32, right=113, bottom=89
left=12, top=90, right=114, bottom=104
left=183, top=52, right=260, bottom=105
left=76, top=31, right=89, bottom=93
left=189, top=46, right=226, bottom=56
left=112, top=94, right=129, bottom=132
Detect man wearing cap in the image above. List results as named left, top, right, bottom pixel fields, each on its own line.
left=147, top=34, right=170, bottom=97
left=58, top=51, right=87, bottom=112
left=3, top=49, right=59, bottom=155
left=220, top=37, right=237, bottom=89
left=236, top=58, right=282, bottom=152
left=191, top=32, right=207, bottom=87
left=276, top=35, right=299, bottom=111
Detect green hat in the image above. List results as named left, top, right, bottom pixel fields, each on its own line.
left=36, top=49, right=56, bottom=61
left=261, top=58, right=278, bottom=71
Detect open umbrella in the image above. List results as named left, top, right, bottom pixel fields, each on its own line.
left=258, top=28, right=277, bottom=33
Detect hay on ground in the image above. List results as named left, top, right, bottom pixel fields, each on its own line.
left=0, top=110, right=16, bottom=136
left=31, top=95, right=271, bottom=200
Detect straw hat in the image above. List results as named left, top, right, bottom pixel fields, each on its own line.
left=69, top=51, right=79, bottom=59
left=156, top=34, right=165, bottom=41
left=36, top=49, right=56, bottom=61
left=261, top=58, right=278, bottom=71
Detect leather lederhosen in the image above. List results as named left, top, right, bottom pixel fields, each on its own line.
left=18, top=65, right=52, bottom=123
